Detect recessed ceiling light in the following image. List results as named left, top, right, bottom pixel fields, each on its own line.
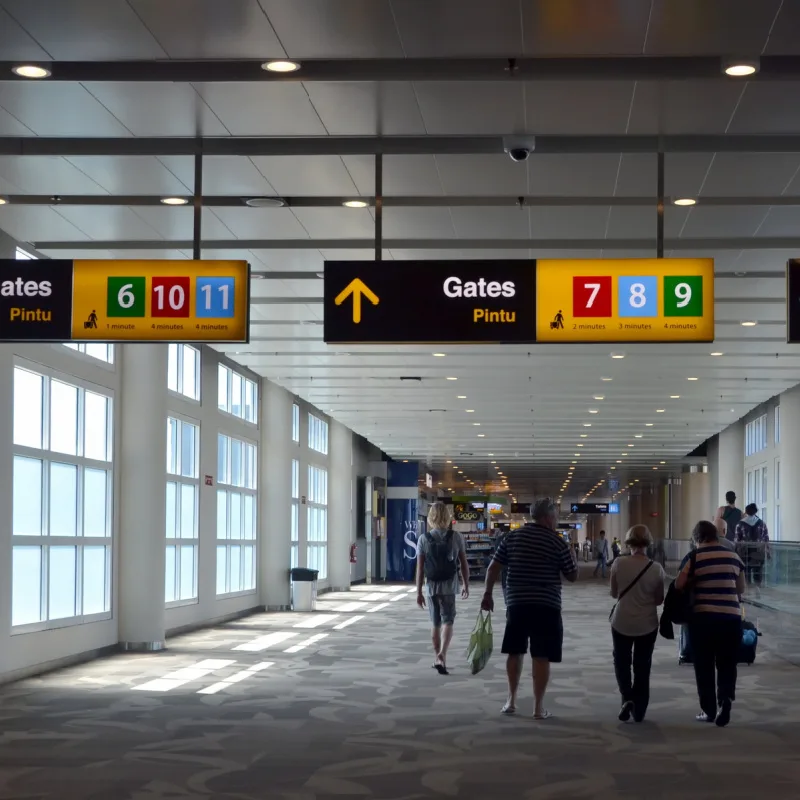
left=245, top=197, right=287, bottom=208
left=473, top=422, right=480, bottom=426
left=12, top=64, right=51, bottom=78
left=660, top=461, right=666, bottom=465
left=601, top=377, right=613, bottom=381
left=491, top=461, right=497, bottom=464
left=645, top=423, right=654, bottom=427
left=610, top=352, right=626, bottom=359
left=0, top=197, right=7, bottom=206
left=262, top=59, right=301, bottom=73
left=580, top=434, right=588, bottom=438
left=446, top=460, right=452, bottom=464
left=710, top=351, right=724, bottom=356
left=687, top=377, right=698, bottom=381
left=402, top=460, right=408, bottom=463
left=656, top=409, right=665, bottom=413
left=465, top=409, right=474, bottom=413
left=576, top=444, right=583, bottom=447
left=446, top=376, right=458, bottom=381
left=161, top=197, right=189, bottom=205
left=672, top=197, right=697, bottom=207
left=627, top=444, right=634, bottom=447
left=588, top=409, right=599, bottom=414
left=571, top=461, right=577, bottom=464
left=432, top=352, right=446, bottom=357
left=741, top=320, right=758, bottom=327
left=670, top=395, right=681, bottom=399
left=343, top=199, right=368, bottom=208
left=634, top=434, right=643, bottom=438
left=457, top=395, right=467, bottom=399
left=610, top=466, right=616, bottom=470
left=583, top=423, right=592, bottom=427
left=724, top=61, right=758, bottom=77
left=616, top=460, right=622, bottom=463
left=593, top=395, right=605, bottom=400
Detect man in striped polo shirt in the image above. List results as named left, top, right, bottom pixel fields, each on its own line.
left=482, top=499, right=578, bottom=719
left=677, top=520, right=745, bottom=727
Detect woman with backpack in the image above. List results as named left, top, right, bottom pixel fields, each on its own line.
left=416, top=502, right=469, bottom=675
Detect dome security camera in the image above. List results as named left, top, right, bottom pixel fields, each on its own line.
left=503, top=135, right=536, bottom=164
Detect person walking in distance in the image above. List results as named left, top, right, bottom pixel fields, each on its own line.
left=735, top=503, right=770, bottom=590
left=721, top=491, right=742, bottom=543
left=594, top=531, right=610, bottom=578
left=481, top=499, right=578, bottom=719
left=677, top=520, right=745, bottom=727
left=416, top=502, right=469, bottom=675
left=610, top=526, right=665, bottom=723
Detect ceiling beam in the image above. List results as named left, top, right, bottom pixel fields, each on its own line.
left=6, top=135, right=800, bottom=157
left=31, top=237, right=800, bottom=251
left=1, top=56, right=798, bottom=83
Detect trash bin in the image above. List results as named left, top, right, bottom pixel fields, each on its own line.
left=290, top=567, right=319, bottom=612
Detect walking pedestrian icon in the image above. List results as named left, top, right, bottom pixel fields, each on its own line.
left=84, top=309, right=98, bottom=329
left=551, top=310, right=564, bottom=330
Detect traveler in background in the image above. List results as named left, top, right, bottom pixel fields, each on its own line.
left=481, top=499, right=578, bottom=720
left=735, top=503, right=770, bottom=589
left=713, top=508, right=736, bottom=551
left=609, top=526, right=665, bottom=723
left=416, top=502, right=469, bottom=676
left=721, top=491, right=742, bottom=542
left=677, top=520, right=745, bottom=727
left=594, top=531, right=610, bottom=578
left=610, top=537, right=622, bottom=564
left=583, top=536, right=592, bottom=562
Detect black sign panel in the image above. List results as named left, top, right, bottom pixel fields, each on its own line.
left=569, top=502, right=619, bottom=514
left=324, top=260, right=536, bottom=344
left=788, top=260, right=800, bottom=343
left=0, top=260, right=73, bottom=341
left=510, top=503, right=531, bottom=514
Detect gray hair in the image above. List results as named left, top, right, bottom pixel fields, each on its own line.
left=531, top=498, right=557, bottom=522
left=624, top=525, right=653, bottom=549
left=427, top=502, right=452, bottom=530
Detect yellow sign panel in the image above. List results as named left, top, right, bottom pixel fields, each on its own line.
left=535, top=258, right=714, bottom=343
left=71, top=260, right=249, bottom=342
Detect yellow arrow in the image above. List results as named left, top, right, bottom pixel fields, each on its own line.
left=334, top=278, right=379, bottom=323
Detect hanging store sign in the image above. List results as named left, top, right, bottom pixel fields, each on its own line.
left=324, top=258, right=714, bottom=345
left=0, top=259, right=250, bottom=343
left=455, top=510, right=481, bottom=522
left=787, top=260, right=800, bottom=343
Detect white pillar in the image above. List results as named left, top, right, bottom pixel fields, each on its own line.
left=618, top=494, right=630, bottom=537
left=260, top=380, right=293, bottom=609
left=779, top=385, right=800, bottom=542
left=706, top=436, right=720, bottom=517
left=118, top=344, right=167, bottom=650
left=679, top=471, right=710, bottom=541
left=328, top=420, right=353, bottom=591
left=715, top=423, right=744, bottom=509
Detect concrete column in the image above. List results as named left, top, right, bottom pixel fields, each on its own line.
left=260, top=380, right=293, bottom=610
left=118, top=344, right=167, bottom=650
left=328, top=420, right=353, bottom=591
left=618, top=494, right=630, bottom=537
left=779, top=385, right=800, bottom=542
left=715, top=423, right=744, bottom=509
left=679, top=471, right=710, bottom=541
left=706, top=436, right=720, bottom=518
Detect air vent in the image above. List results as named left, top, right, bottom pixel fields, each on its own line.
left=429, top=409, right=446, bottom=412
left=400, top=376, right=422, bottom=381
left=460, top=452, right=474, bottom=456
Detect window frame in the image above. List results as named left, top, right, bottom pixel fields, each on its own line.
left=167, top=343, right=201, bottom=402
left=306, top=464, right=328, bottom=580
left=61, top=342, right=115, bottom=366
left=308, top=413, right=329, bottom=455
left=217, top=364, right=258, bottom=424
left=11, top=360, right=114, bottom=634
left=292, top=403, right=300, bottom=443
left=291, top=458, right=300, bottom=569
left=165, top=414, right=201, bottom=608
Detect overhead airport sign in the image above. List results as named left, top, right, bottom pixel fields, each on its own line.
left=787, top=260, right=800, bottom=343
left=570, top=503, right=619, bottom=514
left=323, top=260, right=536, bottom=344
left=324, top=258, right=714, bottom=345
left=0, top=259, right=249, bottom=343
left=536, top=258, right=714, bottom=343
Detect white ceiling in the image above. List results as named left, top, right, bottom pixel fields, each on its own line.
left=1, top=0, right=800, bottom=500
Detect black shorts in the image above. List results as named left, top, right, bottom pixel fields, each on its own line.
left=501, top=604, right=564, bottom=663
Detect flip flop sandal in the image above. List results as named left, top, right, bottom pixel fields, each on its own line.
left=501, top=702, right=516, bottom=715
left=434, top=663, right=449, bottom=675
left=534, top=710, right=553, bottom=720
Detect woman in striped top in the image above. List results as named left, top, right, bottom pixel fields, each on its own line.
left=676, top=520, right=745, bottom=727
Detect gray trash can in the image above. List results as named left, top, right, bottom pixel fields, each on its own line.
left=290, top=567, right=319, bottom=612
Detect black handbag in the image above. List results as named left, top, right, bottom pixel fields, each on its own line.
left=609, top=560, right=654, bottom=621
left=664, top=549, right=697, bottom=627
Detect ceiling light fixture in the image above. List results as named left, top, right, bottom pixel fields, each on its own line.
left=245, top=197, right=286, bottom=208
left=477, top=434, right=485, bottom=437
left=160, top=197, right=189, bottom=205
left=670, top=395, right=681, bottom=399
left=583, top=423, right=592, bottom=427
left=580, top=434, right=588, bottom=438
left=634, top=434, right=643, bottom=438
left=12, top=64, right=51, bottom=79
left=741, top=320, right=758, bottom=327
left=656, top=409, right=665, bottom=413
left=593, top=395, right=605, bottom=400
left=342, top=199, right=368, bottom=208
left=457, top=395, right=467, bottom=399
left=0, top=197, right=7, bottom=206
left=446, top=376, right=458, bottom=381
left=610, top=352, right=626, bottom=359
left=723, top=59, right=758, bottom=77
left=687, top=377, right=698, bottom=381
left=645, top=423, right=654, bottom=427
left=432, top=352, right=446, bottom=357
left=588, top=409, right=599, bottom=414
left=473, top=422, right=480, bottom=426
left=710, top=352, right=724, bottom=357
left=465, top=409, right=475, bottom=413
left=672, top=197, right=697, bottom=207
left=262, top=59, right=301, bottom=73
left=601, top=377, right=613, bottom=381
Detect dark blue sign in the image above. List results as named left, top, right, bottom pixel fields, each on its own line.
left=386, top=498, right=418, bottom=581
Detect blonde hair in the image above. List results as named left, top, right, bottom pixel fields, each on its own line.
left=428, top=502, right=452, bottom=530
left=624, top=524, right=653, bottom=549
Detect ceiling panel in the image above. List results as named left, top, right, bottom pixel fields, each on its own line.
left=0, top=156, right=107, bottom=194
left=129, top=0, right=285, bottom=58
left=250, top=249, right=324, bottom=271
left=389, top=248, right=534, bottom=261
left=82, top=83, right=229, bottom=137
left=604, top=206, right=689, bottom=239
left=734, top=250, right=797, bottom=272
left=645, top=0, right=781, bottom=55
left=64, top=156, right=190, bottom=195
left=159, top=156, right=275, bottom=196
left=304, top=82, right=426, bottom=135
left=413, top=82, right=525, bottom=135
left=451, top=207, right=530, bottom=239
left=391, top=0, right=522, bottom=56
left=382, top=208, right=456, bottom=239
left=319, top=248, right=393, bottom=262
left=614, top=153, right=717, bottom=198
left=258, top=0, right=403, bottom=57
left=728, top=83, right=800, bottom=134
left=754, top=208, right=800, bottom=238
left=763, top=2, right=800, bottom=54
left=211, top=207, right=310, bottom=239
left=525, top=82, right=634, bottom=134
left=435, top=154, right=528, bottom=196
left=179, top=247, right=266, bottom=267
left=290, top=208, right=376, bottom=238
left=520, top=0, right=651, bottom=54
left=528, top=207, right=611, bottom=238
left=700, top=153, right=800, bottom=196
left=528, top=154, right=621, bottom=196
left=127, top=206, right=233, bottom=240
left=192, top=83, right=326, bottom=136
left=0, top=0, right=166, bottom=59
left=50, top=205, right=163, bottom=240
left=627, top=81, right=744, bottom=134
left=0, top=83, right=132, bottom=137
left=0, top=5, right=51, bottom=60
left=0, top=205, right=88, bottom=241
left=342, top=155, right=444, bottom=196
left=0, top=106, right=33, bottom=136
left=39, top=248, right=115, bottom=260
left=251, top=156, right=359, bottom=196
left=679, top=207, right=770, bottom=238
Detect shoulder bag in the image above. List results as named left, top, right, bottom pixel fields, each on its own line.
left=609, top=559, right=654, bottom=621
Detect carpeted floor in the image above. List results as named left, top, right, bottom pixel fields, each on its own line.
left=1, top=580, right=799, bottom=799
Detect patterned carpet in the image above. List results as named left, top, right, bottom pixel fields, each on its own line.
left=1, top=579, right=799, bottom=799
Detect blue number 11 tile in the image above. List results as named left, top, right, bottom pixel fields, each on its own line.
left=618, top=275, right=657, bottom=317
left=196, top=277, right=235, bottom=318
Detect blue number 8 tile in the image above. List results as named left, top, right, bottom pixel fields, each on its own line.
left=618, top=276, right=657, bottom=317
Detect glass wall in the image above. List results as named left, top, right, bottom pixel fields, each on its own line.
left=218, top=364, right=258, bottom=423
left=168, top=344, right=201, bottom=401
left=307, top=465, right=328, bottom=579
left=308, top=413, right=328, bottom=455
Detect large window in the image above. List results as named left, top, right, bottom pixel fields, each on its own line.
left=217, top=434, right=257, bottom=595
left=12, top=366, right=113, bottom=629
left=218, top=364, right=257, bottom=423
left=775, top=457, right=781, bottom=541
left=775, top=405, right=781, bottom=445
left=168, top=344, right=200, bottom=401
left=308, top=413, right=328, bottom=455
left=63, top=343, right=115, bottom=363
left=292, top=403, right=300, bottom=443
left=745, top=414, right=767, bottom=457
left=746, top=464, right=768, bottom=531
left=307, top=465, right=328, bottom=579
left=165, top=416, right=199, bottom=604
left=15, top=246, right=36, bottom=260
left=291, top=459, right=300, bottom=569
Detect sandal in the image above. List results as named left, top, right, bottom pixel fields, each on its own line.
left=501, top=701, right=516, bottom=715
left=534, top=710, right=553, bottom=720
left=434, top=661, right=449, bottom=675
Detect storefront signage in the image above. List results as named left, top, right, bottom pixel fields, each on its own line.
left=455, top=510, right=481, bottom=522
left=570, top=502, right=620, bottom=514
left=324, top=258, right=714, bottom=345
left=0, top=259, right=250, bottom=343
